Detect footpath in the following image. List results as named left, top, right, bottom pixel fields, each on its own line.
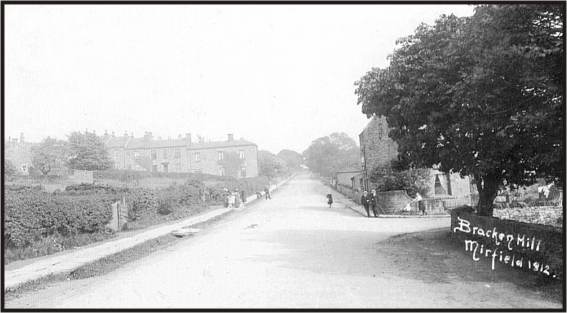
left=4, top=176, right=294, bottom=291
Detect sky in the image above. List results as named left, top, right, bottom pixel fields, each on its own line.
left=5, top=4, right=475, bottom=154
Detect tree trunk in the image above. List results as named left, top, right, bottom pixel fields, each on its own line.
left=475, top=173, right=500, bottom=217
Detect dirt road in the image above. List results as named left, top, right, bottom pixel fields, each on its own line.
left=5, top=174, right=560, bottom=309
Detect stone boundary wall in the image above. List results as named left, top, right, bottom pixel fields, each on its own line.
left=493, top=206, right=563, bottom=228
left=451, top=206, right=563, bottom=280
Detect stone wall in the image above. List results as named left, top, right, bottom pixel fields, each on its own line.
left=451, top=206, right=563, bottom=280
left=494, top=206, right=563, bottom=228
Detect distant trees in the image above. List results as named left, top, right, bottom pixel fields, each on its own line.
left=277, top=149, right=303, bottom=170
left=67, top=131, right=113, bottom=171
left=354, top=5, right=564, bottom=216
left=303, top=132, right=360, bottom=177
left=31, top=137, right=68, bottom=176
left=258, top=150, right=288, bottom=179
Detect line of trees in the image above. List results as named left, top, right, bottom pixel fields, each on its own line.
left=354, top=4, right=564, bottom=216
left=30, top=131, right=113, bottom=176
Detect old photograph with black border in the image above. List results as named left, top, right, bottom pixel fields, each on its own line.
left=2, top=1, right=565, bottom=310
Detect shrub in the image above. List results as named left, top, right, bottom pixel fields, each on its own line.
left=128, top=189, right=158, bottom=220
left=370, top=167, right=430, bottom=197
left=4, top=189, right=115, bottom=248
left=64, top=183, right=130, bottom=194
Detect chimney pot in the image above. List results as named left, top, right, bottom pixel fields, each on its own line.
left=227, top=133, right=234, bottom=142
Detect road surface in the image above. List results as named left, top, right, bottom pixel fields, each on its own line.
left=5, top=174, right=559, bottom=309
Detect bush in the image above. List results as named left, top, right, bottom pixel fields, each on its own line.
left=64, top=183, right=130, bottom=194
left=4, top=189, right=116, bottom=248
left=128, top=189, right=158, bottom=220
left=370, top=167, right=430, bottom=197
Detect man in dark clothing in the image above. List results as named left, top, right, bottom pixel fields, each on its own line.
left=369, top=189, right=379, bottom=217
left=264, top=186, right=271, bottom=200
left=240, top=190, right=246, bottom=204
left=360, top=191, right=371, bottom=217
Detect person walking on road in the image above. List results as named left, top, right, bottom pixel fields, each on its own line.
left=369, top=189, right=379, bottom=217
left=326, top=193, right=333, bottom=208
left=360, top=190, right=371, bottom=217
left=264, top=186, right=271, bottom=200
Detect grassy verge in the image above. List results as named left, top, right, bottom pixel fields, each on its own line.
left=4, top=210, right=234, bottom=302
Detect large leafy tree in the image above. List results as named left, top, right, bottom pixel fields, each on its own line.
left=355, top=5, right=564, bottom=216
left=303, top=132, right=360, bottom=177
left=31, top=137, right=69, bottom=176
left=67, top=131, right=113, bottom=171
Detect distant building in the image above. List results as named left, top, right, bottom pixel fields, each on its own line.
left=359, top=115, right=472, bottom=202
left=104, top=132, right=259, bottom=178
left=5, top=133, right=35, bottom=175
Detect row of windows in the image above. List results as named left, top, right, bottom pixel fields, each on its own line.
left=114, top=149, right=248, bottom=162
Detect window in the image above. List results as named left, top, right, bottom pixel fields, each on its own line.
left=151, top=150, right=157, bottom=160
left=194, top=152, right=200, bottom=162
left=162, top=163, right=169, bottom=173
left=218, top=151, right=224, bottom=161
left=434, top=174, right=452, bottom=196
left=239, top=150, right=245, bottom=160
left=152, top=164, right=158, bottom=172
left=134, top=151, right=140, bottom=158
left=219, top=167, right=225, bottom=176
left=162, top=149, right=168, bottom=159
left=174, top=149, right=181, bottom=159
left=240, top=167, right=246, bottom=178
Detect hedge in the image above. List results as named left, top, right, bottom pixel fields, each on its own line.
left=4, top=189, right=116, bottom=248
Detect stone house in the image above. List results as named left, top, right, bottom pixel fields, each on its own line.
left=104, top=132, right=258, bottom=178
left=359, top=115, right=473, bottom=209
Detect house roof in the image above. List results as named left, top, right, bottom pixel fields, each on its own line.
left=103, top=136, right=130, bottom=148
left=106, top=136, right=257, bottom=150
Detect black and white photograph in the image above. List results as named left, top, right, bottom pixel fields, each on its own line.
left=2, top=1, right=565, bottom=310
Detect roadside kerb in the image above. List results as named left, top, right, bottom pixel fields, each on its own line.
left=4, top=174, right=295, bottom=292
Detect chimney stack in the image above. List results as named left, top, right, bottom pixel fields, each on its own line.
left=185, top=133, right=192, bottom=145
left=19, top=132, right=24, bottom=143
left=144, top=132, right=153, bottom=141
left=227, top=133, right=234, bottom=142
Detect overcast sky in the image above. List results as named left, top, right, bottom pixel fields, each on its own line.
left=5, top=4, right=474, bottom=154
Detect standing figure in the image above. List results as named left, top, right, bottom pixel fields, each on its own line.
left=360, top=190, right=371, bottom=217
left=326, top=193, right=333, bottom=208
left=228, top=192, right=236, bottom=208
left=240, top=190, right=246, bottom=205
left=264, top=186, right=271, bottom=200
left=369, top=189, right=379, bottom=217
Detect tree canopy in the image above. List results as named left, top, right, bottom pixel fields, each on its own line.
left=31, top=137, right=69, bottom=176
left=277, top=149, right=303, bottom=169
left=67, top=131, right=113, bottom=171
left=303, top=132, right=360, bottom=177
left=355, top=4, right=564, bottom=216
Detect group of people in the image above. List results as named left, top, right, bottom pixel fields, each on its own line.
left=224, top=188, right=246, bottom=209
left=360, top=189, right=380, bottom=218
left=255, top=186, right=272, bottom=200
